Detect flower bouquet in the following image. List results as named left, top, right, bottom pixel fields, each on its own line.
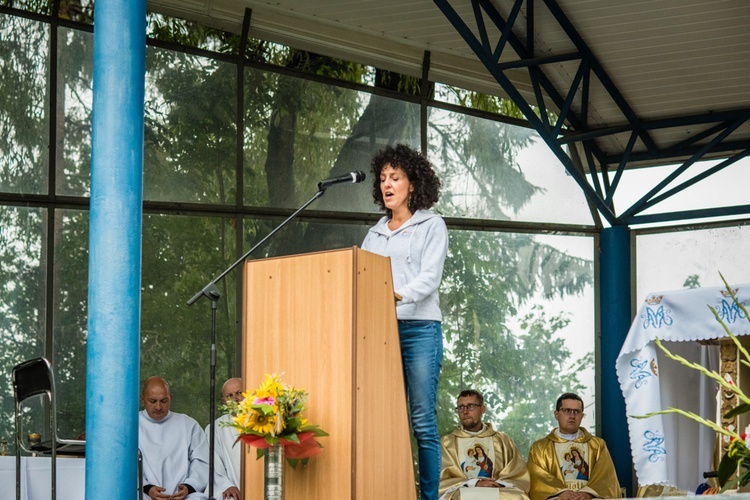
left=635, top=276, right=750, bottom=490
left=222, top=373, right=328, bottom=468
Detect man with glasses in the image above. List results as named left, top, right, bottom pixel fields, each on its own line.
left=527, top=393, right=620, bottom=500
left=439, top=389, right=531, bottom=499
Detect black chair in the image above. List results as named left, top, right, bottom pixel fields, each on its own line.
left=12, top=357, right=85, bottom=500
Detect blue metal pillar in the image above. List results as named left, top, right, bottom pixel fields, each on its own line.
left=600, top=225, right=633, bottom=495
left=85, top=0, right=146, bottom=497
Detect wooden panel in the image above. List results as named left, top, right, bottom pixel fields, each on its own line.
left=242, top=248, right=356, bottom=500
left=354, top=248, right=417, bottom=499
left=240, top=247, right=416, bottom=500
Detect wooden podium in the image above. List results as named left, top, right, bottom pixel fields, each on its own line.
left=241, top=247, right=417, bottom=499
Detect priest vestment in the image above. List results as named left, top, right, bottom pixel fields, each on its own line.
left=205, top=413, right=241, bottom=495
left=439, top=423, right=531, bottom=500
left=139, top=410, right=210, bottom=499
left=527, top=428, right=620, bottom=500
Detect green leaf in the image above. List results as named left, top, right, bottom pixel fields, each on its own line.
left=720, top=475, right=740, bottom=493
left=718, top=451, right=738, bottom=487
left=724, top=403, right=750, bottom=419
left=282, top=433, right=300, bottom=444
left=287, top=458, right=299, bottom=469
left=256, top=448, right=265, bottom=460
left=254, top=403, right=275, bottom=415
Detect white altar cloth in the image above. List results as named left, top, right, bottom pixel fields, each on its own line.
left=0, top=455, right=85, bottom=500
left=616, top=283, right=750, bottom=491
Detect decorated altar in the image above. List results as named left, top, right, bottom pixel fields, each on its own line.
left=616, top=283, right=750, bottom=491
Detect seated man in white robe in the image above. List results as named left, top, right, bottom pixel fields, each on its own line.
left=205, top=377, right=243, bottom=500
left=440, top=389, right=531, bottom=500
left=139, top=376, right=209, bottom=500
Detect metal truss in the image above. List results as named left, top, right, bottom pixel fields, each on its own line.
left=433, top=0, right=750, bottom=226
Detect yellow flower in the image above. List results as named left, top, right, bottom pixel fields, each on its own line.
left=254, top=374, right=284, bottom=400
left=247, top=410, right=276, bottom=435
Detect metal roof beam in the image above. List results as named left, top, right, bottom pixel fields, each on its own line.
left=626, top=204, right=750, bottom=226
left=604, top=135, right=750, bottom=165
left=434, top=0, right=619, bottom=224
left=626, top=149, right=750, bottom=218
left=561, top=109, right=750, bottom=145
left=435, top=0, right=750, bottom=227
left=604, top=130, right=638, bottom=206
left=541, top=0, right=658, bottom=155
left=552, top=59, right=587, bottom=138
left=492, top=0, right=524, bottom=63
left=621, top=117, right=746, bottom=219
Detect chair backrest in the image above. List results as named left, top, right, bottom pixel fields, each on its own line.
left=13, top=357, right=54, bottom=403
left=13, top=357, right=56, bottom=500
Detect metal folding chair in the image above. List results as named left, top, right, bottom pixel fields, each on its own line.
left=12, top=357, right=85, bottom=500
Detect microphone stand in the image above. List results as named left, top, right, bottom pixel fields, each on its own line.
left=187, top=186, right=330, bottom=500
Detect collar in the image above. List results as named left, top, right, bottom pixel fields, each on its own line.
left=555, top=428, right=583, bottom=441
left=462, top=423, right=487, bottom=436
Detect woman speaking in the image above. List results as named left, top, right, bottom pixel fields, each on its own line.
left=362, top=144, right=448, bottom=500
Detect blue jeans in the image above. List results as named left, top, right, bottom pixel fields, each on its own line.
left=398, top=320, right=443, bottom=500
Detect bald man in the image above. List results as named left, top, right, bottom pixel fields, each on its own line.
left=205, top=377, right=244, bottom=500
left=139, top=376, right=209, bottom=500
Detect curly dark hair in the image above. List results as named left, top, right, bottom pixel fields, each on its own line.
left=369, top=144, right=441, bottom=217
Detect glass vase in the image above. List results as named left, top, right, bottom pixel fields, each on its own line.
left=264, top=443, right=285, bottom=500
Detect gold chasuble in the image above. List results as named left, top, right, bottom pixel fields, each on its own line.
left=439, top=424, right=531, bottom=500
left=527, top=428, right=620, bottom=500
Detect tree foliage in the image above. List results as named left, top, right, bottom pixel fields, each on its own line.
left=0, top=9, right=594, bottom=458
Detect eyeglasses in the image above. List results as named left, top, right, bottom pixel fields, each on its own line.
left=557, top=408, right=583, bottom=416
left=456, top=403, right=482, bottom=412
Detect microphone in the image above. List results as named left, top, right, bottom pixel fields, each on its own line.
left=318, top=171, right=366, bottom=191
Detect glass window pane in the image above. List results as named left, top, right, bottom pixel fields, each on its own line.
left=439, top=230, right=595, bottom=455
left=636, top=225, right=750, bottom=298
left=6, top=0, right=51, bottom=15
left=0, top=206, right=47, bottom=452
left=244, top=68, right=421, bottom=213
left=241, top=218, right=595, bottom=456
left=57, top=27, right=93, bottom=197
left=0, top=14, right=49, bottom=195
left=242, top=218, right=369, bottom=260
left=53, top=209, right=89, bottom=438
left=614, top=159, right=750, bottom=227
left=60, top=0, right=94, bottom=24
left=143, top=47, right=237, bottom=204
left=141, top=213, right=238, bottom=425
left=146, top=12, right=239, bottom=54
left=428, top=107, right=593, bottom=225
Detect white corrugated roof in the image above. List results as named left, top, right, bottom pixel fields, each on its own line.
left=146, top=0, right=750, bottom=183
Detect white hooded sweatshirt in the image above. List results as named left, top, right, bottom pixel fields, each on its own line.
left=362, top=209, right=448, bottom=321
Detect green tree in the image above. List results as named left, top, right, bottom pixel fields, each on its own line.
left=501, top=306, right=593, bottom=456
left=0, top=8, right=594, bottom=452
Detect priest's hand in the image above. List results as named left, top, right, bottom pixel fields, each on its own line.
left=146, top=485, right=170, bottom=499
left=476, top=479, right=502, bottom=488
left=169, top=484, right=190, bottom=500
left=559, top=490, right=593, bottom=500
left=222, top=486, right=241, bottom=499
